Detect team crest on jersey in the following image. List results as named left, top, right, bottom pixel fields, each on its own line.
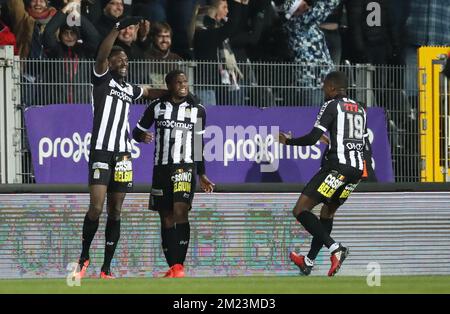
left=185, top=109, right=191, bottom=117
left=93, top=169, right=100, bottom=180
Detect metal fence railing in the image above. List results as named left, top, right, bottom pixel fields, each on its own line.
left=440, top=74, right=450, bottom=180
left=9, top=59, right=421, bottom=183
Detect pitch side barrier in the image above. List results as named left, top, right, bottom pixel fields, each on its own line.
left=0, top=182, right=449, bottom=193
left=0, top=183, right=449, bottom=278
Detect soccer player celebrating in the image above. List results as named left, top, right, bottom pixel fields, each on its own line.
left=278, top=71, right=367, bottom=276
left=133, top=69, right=215, bottom=278
left=76, top=16, right=166, bottom=279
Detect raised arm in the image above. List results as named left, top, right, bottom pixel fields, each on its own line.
left=95, top=16, right=142, bottom=75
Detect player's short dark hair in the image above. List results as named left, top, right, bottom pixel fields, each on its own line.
left=108, top=46, right=126, bottom=59
left=325, top=71, right=348, bottom=90
left=165, top=69, right=186, bottom=85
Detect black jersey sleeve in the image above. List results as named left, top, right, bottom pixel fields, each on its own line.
left=132, top=102, right=156, bottom=142
left=195, top=105, right=206, bottom=176
left=286, top=127, right=323, bottom=146
left=314, top=100, right=337, bottom=133
left=92, top=67, right=111, bottom=86
left=132, top=84, right=144, bottom=101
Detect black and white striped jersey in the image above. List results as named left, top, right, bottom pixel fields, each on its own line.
left=90, top=68, right=143, bottom=153
left=136, top=97, right=206, bottom=166
left=314, top=96, right=368, bottom=170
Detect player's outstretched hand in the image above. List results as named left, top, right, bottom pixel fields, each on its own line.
left=200, top=175, right=215, bottom=193
left=277, top=131, right=292, bottom=144
left=141, top=131, right=154, bottom=144
left=115, top=16, right=144, bottom=31
left=320, top=134, right=330, bottom=145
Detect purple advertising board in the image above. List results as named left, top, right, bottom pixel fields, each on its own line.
left=24, top=105, right=393, bottom=184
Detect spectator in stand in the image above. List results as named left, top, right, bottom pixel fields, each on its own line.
left=96, top=0, right=124, bottom=38
left=345, top=0, right=397, bottom=65
left=114, top=20, right=146, bottom=60
left=43, top=0, right=101, bottom=103
left=404, top=0, right=450, bottom=97
left=166, top=0, right=201, bottom=59
left=142, top=22, right=183, bottom=89
left=228, top=0, right=273, bottom=106
left=320, top=2, right=344, bottom=65
left=6, top=0, right=57, bottom=58
left=0, top=1, right=18, bottom=55
left=282, top=0, right=340, bottom=106
left=50, top=0, right=103, bottom=24
left=145, top=22, right=181, bottom=60
left=192, top=0, right=248, bottom=105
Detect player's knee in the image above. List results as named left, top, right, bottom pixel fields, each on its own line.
left=88, top=204, right=103, bottom=220
left=292, top=206, right=308, bottom=218
left=159, top=211, right=174, bottom=228
left=173, top=204, right=189, bottom=224
left=108, top=210, right=121, bottom=221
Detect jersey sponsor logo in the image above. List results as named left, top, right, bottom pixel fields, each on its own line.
left=38, top=133, right=141, bottom=165
left=109, top=89, right=132, bottom=103
left=174, top=181, right=191, bottom=193
left=172, top=171, right=192, bottom=183
left=343, top=103, right=359, bottom=112
left=156, top=120, right=193, bottom=130
left=317, top=172, right=346, bottom=198
left=345, top=142, right=364, bottom=151
left=114, top=159, right=133, bottom=182
left=339, top=182, right=358, bottom=199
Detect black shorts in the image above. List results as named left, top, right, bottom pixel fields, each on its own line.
left=88, top=150, right=133, bottom=193
left=150, top=164, right=197, bottom=211
left=302, top=163, right=362, bottom=206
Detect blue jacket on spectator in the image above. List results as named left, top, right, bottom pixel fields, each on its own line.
left=283, top=0, right=340, bottom=88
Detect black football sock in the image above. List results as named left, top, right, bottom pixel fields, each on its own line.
left=296, top=211, right=335, bottom=249
left=81, top=213, right=99, bottom=260
left=174, top=222, right=190, bottom=265
left=161, top=226, right=177, bottom=267
left=101, top=217, right=120, bottom=272
left=307, top=217, right=334, bottom=260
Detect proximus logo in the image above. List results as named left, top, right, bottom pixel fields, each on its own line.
left=38, top=132, right=140, bottom=165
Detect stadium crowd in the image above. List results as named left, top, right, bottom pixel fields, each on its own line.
left=1, top=0, right=448, bottom=71
left=0, top=0, right=449, bottom=110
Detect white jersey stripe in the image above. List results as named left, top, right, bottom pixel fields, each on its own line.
left=154, top=103, right=161, bottom=120
left=154, top=128, right=161, bottom=165
left=357, top=150, right=364, bottom=171
left=162, top=128, right=170, bottom=165
left=119, top=102, right=130, bottom=152
left=185, top=131, right=193, bottom=163
left=164, top=102, right=173, bottom=120
left=95, top=95, right=113, bottom=150
left=349, top=150, right=356, bottom=168
left=173, top=129, right=183, bottom=163
left=336, top=105, right=346, bottom=164
left=177, top=103, right=187, bottom=121
left=108, top=99, right=123, bottom=151
left=190, top=107, right=198, bottom=124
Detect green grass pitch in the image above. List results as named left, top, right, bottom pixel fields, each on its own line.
left=1, top=276, right=449, bottom=294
